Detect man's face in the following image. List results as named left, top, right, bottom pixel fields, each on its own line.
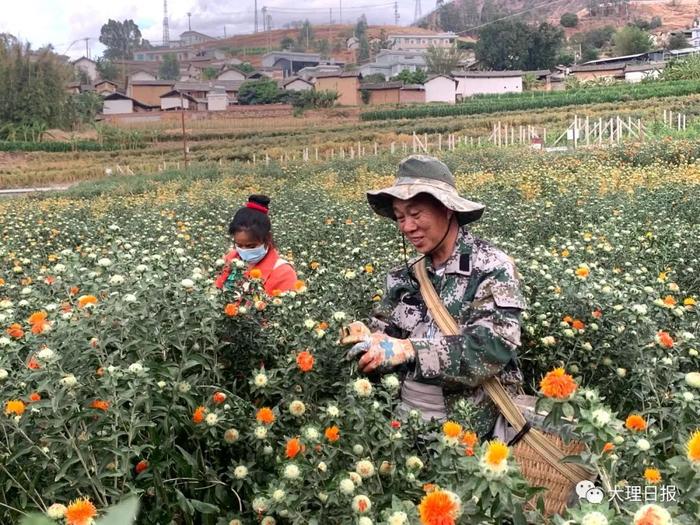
left=392, top=194, right=452, bottom=254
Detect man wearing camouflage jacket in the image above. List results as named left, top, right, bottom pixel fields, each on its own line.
left=341, top=155, right=526, bottom=438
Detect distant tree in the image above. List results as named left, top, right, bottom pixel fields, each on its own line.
left=650, top=16, right=663, bottom=29
left=96, top=58, right=119, bottom=81
left=297, top=19, right=314, bottom=49
left=477, top=21, right=562, bottom=70
left=560, top=13, right=579, bottom=28
left=360, top=73, right=387, bottom=84
left=667, top=32, right=689, bottom=50
left=355, top=15, right=370, bottom=62
left=202, top=67, right=218, bottom=80
left=527, top=23, right=564, bottom=70
left=315, top=39, right=330, bottom=57
left=280, top=36, right=295, bottom=50
left=238, top=62, right=255, bottom=74
left=425, top=44, right=464, bottom=75
left=556, top=52, right=575, bottom=66
left=99, top=19, right=145, bottom=60
left=633, top=18, right=652, bottom=31
left=613, top=26, right=652, bottom=56
left=581, top=46, right=600, bottom=62
left=355, top=15, right=368, bottom=38
left=159, top=53, right=180, bottom=80
left=237, top=79, right=281, bottom=105
left=393, top=69, right=428, bottom=84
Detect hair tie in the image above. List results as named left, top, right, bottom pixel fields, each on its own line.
left=246, top=202, right=269, bottom=214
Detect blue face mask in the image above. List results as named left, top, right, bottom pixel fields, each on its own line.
left=236, top=244, right=268, bottom=265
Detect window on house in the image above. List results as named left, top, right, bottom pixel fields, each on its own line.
left=410, top=39, right=416, bottom=44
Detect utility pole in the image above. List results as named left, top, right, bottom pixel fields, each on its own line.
left=180, top=92, right=188, bottom=168
left=339, top=0, right=342, bottom=24
left=255, top=0, right=259, bottom=33
left=187, top=12, right=192, bottom=32
left=163, top=0, right=170, bottom=46
left=83, top=37, right=90, bottom=59
left=329, top=9, right=333, bottom=42
left=394, top=1, right=400, bottom=25
left=414, top=0, right=422, bottom=23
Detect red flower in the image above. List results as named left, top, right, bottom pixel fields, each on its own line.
left=135, top=459, right=149, bottom=474
left=390, top=420, right=401, bottom=429
left=212, top=392, right=227, bottom=405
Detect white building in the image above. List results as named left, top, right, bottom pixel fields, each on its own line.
left=102, top=93, right=151, bottom=115
left=217, top=67, right=247, bottom=81
left=455, top=71, right=523, bottom=97
left=358, top=50, right=427, bottom=79
left=179, top=31, right=216, bottom=47
left=206, top=88, right=229, bottom=111
left=388, top=33, right=456, bottom=52
left=160, top=90, right=198, bottom=110
left=72, top=57, right=98, bottom=82
left=681, top=20, right=700, bottom=48
left=130, top=70, right=157, bottom=82
left=624, top=63, right=665, bottom=83
left=424, top=75, right=457, bottom=104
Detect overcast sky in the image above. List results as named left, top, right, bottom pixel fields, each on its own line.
left=1, top=0, right=427, bottom=59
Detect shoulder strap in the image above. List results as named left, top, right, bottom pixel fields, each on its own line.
left=414, top=258, right=591, bottom=483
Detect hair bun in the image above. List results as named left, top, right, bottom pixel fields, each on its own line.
left=248, top=194, right=271, bottom=208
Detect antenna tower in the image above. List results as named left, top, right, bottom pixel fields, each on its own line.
left=163, top=0, right=170, bottom=46
left=255, top=0, right=259, bottom=33
left=394, top=1, right=400, bottom=25
left=414, top=0, right=422, bottom=23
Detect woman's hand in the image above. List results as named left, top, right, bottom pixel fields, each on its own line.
left=339, top=321, right=372, bottom=346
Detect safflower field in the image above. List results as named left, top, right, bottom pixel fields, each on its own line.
left=0, top=141, right=699, bottom=525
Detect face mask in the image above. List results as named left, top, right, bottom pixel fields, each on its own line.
left=236, top=244, right=268, bottom=265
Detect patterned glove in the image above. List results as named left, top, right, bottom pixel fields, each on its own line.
left=347, top=332, right=415, bottom=374
left=339, top=321, right=372, bottom=346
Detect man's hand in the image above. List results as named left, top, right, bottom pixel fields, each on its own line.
left=339, top=321, right=372, bottom=346
left=346, top=332, right=415, bottom=374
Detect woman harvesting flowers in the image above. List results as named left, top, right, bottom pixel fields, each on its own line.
left=215, top=195, right=297, bottom=295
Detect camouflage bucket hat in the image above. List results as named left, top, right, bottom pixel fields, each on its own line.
left=366, top=155, right=485, bottom=225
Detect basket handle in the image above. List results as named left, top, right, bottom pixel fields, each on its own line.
left=414, top=258, right=591, bottom=484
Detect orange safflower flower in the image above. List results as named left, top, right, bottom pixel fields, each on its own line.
left=442, top=421, right=462, bottom=439
left=28, top=311, right=48, bottom=325
left=296, top=351, right=314, bottom=372
left=625, top=414, right=647, bottom=432
left=644, top=468, right=662, bottom=484
left=20, top=277, right=32, bottom=286
left=684, top=297, right=696, bottom=307
left=364, top=264, right=374, bottom=274
left=571, top=319, right=585, bottom=331
left=294, top=279, right=306, bottom=291
left=256, top=407, right=275, bottom=425
left=77, top=295, right=98, bottom=309
left=90, top=400, right=110, bottom=411
left=540, top=368, right=577, bottom=399
left=4, top=400, right=26, bottom=416
left=69, top=286, right=79, bottom=296
left=663, top=295, right=677, bottom=307
left=27, top=356, right=40, bottom=369
left=249, top=268, right=263, bottom=280
left=7, top=323, right=24, bottom=339
left=270, top=289, right=282, bottom=297
left=602, top=442, right=615, bottom=453
left=484, top=440, right=510, bottom=467
left=687, top=430, right=700, bottom=463
left=96, top=367, right=104, bottom=377
left=422, top=483, right=437, bottom=493
left=212, top=392, right=226, bottom=404
left=324, top=425, right=340, bottom=442
left=461, top=431, right=478, bottom=447
left=44, top=276, right=56, bottom=285
left=193, top=406, right=206, bottom=424
left=0, top=278, right=5, bottom=286
left=135, top=459, right=149, bottom=474
left=592, top=309, right=603, bottom=319
left=465, top=446, right=474, bottom=456
left=418, top=489, right=461, bottom=525
left=562, top=315, right=573, bottom=324
left=224, top=303, right=238, bottom=317
left=28, top=392, right=41, bottom=402
left=656, top=331, right=674, bottom=349
left=318, top=321, right=329, bottom=331
left=285, top=437, right=304, bottom=459
left=64, top=497, right=97, bottom=525
left=309, top=261, right=320, bottom=270
left=575, top=266, right=589, bottom=278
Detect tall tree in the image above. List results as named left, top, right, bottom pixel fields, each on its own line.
left=96, top=58, right=119, bottom=81
left=667, top=32, right=689, bottom=50
left=99, top=19, right=145, bottom=60
left=526, top=23, right=564, bottom=70
left=425, top=45, right=464, bottom=75
left=297, top=20, right=314, bottom=50
left=159, top=53, right=180, bottom=80
left=476, top=20, right=563, bottom=70
left=613, top=26, right=652, bottom=56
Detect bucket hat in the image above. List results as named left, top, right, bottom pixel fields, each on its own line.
left=366, top=155, right=485, bottom=225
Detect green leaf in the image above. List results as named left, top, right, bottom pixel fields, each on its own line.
left=20, top=515, right=54, bottom=525
left=189, top=499, right=219, bottom=514
left=562, top=402, right=575, bottom=419
left=96, top=496, right=140, bottom=525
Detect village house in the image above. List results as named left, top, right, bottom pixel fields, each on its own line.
left=159, top=90, right=199, bottom=111
left=624, top=62, right=665, bottom=83
left=388, top=33, right=456, bottom=52
left=174, top=80, right=244, bottom=104
left=358, top=50, right=427, bottom=79
left=314, top=71, right=362, bottom=106
left=72, top=57, right=98, bottom=82
left=261, top=51, right=322, bottom=77
left=102, top=92, right=153, bottom=115
left=207, top=88, right=229, bottom=111
left=424, top=75, right=457, bottom=104
left=298, top=64, right=343, bottom=80
left=130, top=70, right=157, bottom=82
left=454, top=71, right=523, bottom=97
left=179, top=30, right=216, bottom=47
left=399, top=84, right=425, bottom=104
left=280, top=77, right=314, bottom=92
left=94, top=80, right=119, bottom=95
left=362, top=82, right=403, bottom=106
left=65, top=82, right=81, bottom=95
left=216, top=66, right=248, bottom=81
left=680, top=20, right=700, bottom=48
left=569, top=63, right=624, bottom=82
left=127, top=80, right=176, bottom=106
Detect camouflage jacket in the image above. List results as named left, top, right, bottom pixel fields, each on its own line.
left=369, top=227, right=527, bottom=437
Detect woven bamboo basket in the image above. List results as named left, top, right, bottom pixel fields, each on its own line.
left=513, top=430, right=595, bottom=516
